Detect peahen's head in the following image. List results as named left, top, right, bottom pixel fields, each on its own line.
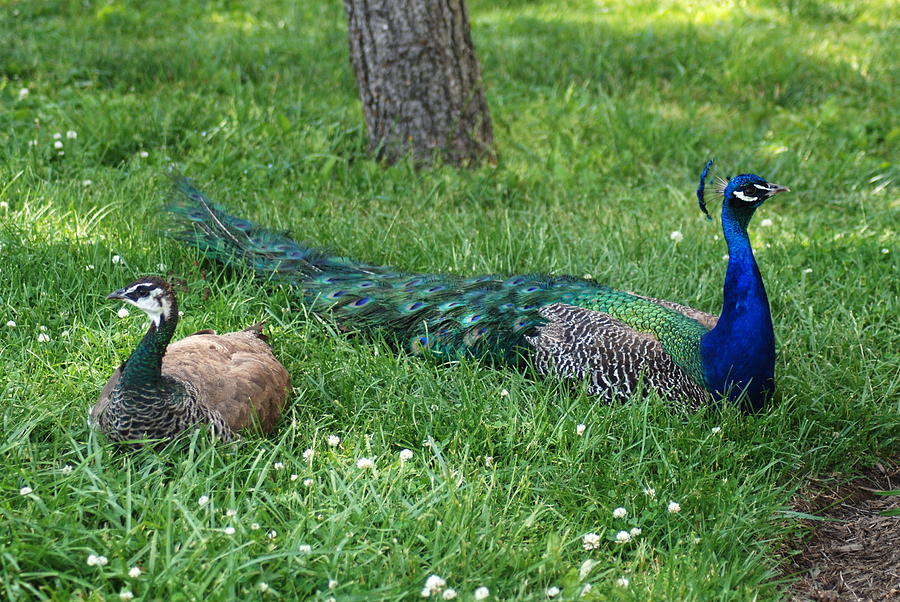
left=108, top=276, right=177, bottom=327
left=697, top=160, right=789, bottom=220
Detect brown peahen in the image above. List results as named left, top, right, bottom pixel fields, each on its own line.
left=91, top=276, right=292, bottom=444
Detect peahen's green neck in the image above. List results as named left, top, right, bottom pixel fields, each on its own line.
left=119, top=302, right=178, bottom=390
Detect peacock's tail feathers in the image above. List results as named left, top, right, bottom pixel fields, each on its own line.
left=166, top=178, right=712, bottom=374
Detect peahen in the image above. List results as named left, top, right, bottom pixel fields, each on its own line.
left=165, top=163, right=789, bottom=412
left=91, top=276, right=292, bottom=444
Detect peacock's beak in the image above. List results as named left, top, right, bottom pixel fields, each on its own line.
left=107, top=288, right=128, bottom=300
left=768, top=183, right=790, bottom=195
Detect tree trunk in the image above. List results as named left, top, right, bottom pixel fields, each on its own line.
left=343, top=0, right=494, bottom=166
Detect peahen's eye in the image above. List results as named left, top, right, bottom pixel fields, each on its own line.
left=138, top=288, right=151, bottom=298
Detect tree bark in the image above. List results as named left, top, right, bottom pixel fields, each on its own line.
left=343, top=0, right=494, bottom=166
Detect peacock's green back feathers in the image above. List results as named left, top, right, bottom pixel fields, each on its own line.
left=166, top=178, right=711, bottom=380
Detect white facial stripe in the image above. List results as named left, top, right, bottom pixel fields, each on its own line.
left=733, top=190, right=757, bottom=202
left=752, top=184, right=770, bottom=191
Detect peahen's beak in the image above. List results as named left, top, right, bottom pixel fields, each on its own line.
left=107, top=288, right=128, bottom=300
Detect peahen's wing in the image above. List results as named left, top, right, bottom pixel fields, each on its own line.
left=161, top=330, right=292, bottom=434
left=526, top=303, right=711, bottom=408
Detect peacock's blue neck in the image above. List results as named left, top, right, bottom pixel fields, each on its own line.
left=700, top=205, right=775, bottom=411
left=119, top=310, right=177, bottom=391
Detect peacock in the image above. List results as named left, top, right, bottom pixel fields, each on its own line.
left=165, top=162, right=789, bottom=412
left=91, top=276, right=292, bottom=444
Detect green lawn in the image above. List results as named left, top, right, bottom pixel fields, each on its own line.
left=1, top=0, right=897, bottom=599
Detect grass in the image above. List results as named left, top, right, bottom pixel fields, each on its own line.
left=0, top=0, right=897, bottom=599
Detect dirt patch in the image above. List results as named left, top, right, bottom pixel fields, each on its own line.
left=787, top=462, right=900, bottom=601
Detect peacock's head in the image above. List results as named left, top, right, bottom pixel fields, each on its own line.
left=697, top=160, right=789, bottom=219
left=108, top=276, right=176, bottom=327
left=721, top=174, right=789, bottom=211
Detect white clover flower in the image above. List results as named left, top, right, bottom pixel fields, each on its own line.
left=82, top=180, right=93, bottom=187
left=128, top=566, right=142, bottom=578
left=60, top=464, right=72, bottom=474
left=328, top=579, right=338, bottom=589
left=399, top=448, right=413, bottom=461
left=198, top=495, right=210, bottom=506
left=612, top=507, right=627, bottom=519
left=273, top=462, right=285, bottom=470
left=85, top=264, right=95, bottom=270
left=225, top=509, right=237, bottom=518
left=267, top=530, right=277, bottom=539
left=615, top=530, right=631, bottom=544
left=582, top=532, right=601, bottom=550
left=484, top=456, right=494, bottom=467
left=39, top=325, right=47, bottom=331
left=582, top=273, right=593, bottom=280
left=223, top=526, right=236, bottom=535
left=117, top=308, right=130, bottom=318
left=670, top=230, right=684, bottom=242
left=18, top=88, right=29, bottom=100
left=37, top=333, right=50, bottom=343
left=139, top=151, right=149, bottom=158
left=259, top=582, right=269, bottom=592
left=629, top=527, right=642, bottom=537
left=711, top=426, right=722, bottom=434
left=723, top=254, right=730, bottom=261
left=119, top=591, right=134, bottom=601
left=882, top=248, right=890, bottom=254
left=616, top=577, right=630, bottom=587
left=422, top=589, right=432, bottom=598
left=19, top=486, right=33, bottom=496
left=327, top=435, right=340, bottom=447
left=53, top=140, right=63, bottom=149
left=112, top=255, right=122, bottom=265
left=667, top=501, right=681, bottom=513
left=474, top=587, right=490, bottom=600
left=302, top=448, right=314, bottom=461
left=442, top=589, right=457, bottom=600
left=356, top=457, right=375, bottom=470
left=157, top=263, right=166, bottom=271
left=424, top=575, right=446, bottom=595
left=576, top=423, right=586, bottom=436
left=693, top=536, right=701, bottom=544
left=643, top=487, right=656, bottom=499
left=6, top=320, right=15, bottom=327
left=298, top=544, right=312, bottom=552
left=28, top=139, right=38, bottom=146
left=802, top=268, right=813, bottom=274
left=290, top=474, right=299, bottom=481
left=57, top=150, right=65, bottom=156
left=53, top=133, right=62, bottom=140
left=86, top=554, right=108, bottom=566
left=546, top=586, right=560, bottom=598
left=66, top=130, right=77, bottom=139
left=0, top=201, right=7, bottom=210
left=499, top=389, right=509, bottom=397
left=303, top=478, right=314, bottom=487
left=250, top=523, right=260, bottom=530
left=760, top=218, right=773, bottom=227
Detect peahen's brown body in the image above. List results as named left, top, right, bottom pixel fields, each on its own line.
left=91, top=277, right=291, bottom=444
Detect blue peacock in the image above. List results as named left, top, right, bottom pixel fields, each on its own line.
left=165, top=162, right=789, bottom=412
